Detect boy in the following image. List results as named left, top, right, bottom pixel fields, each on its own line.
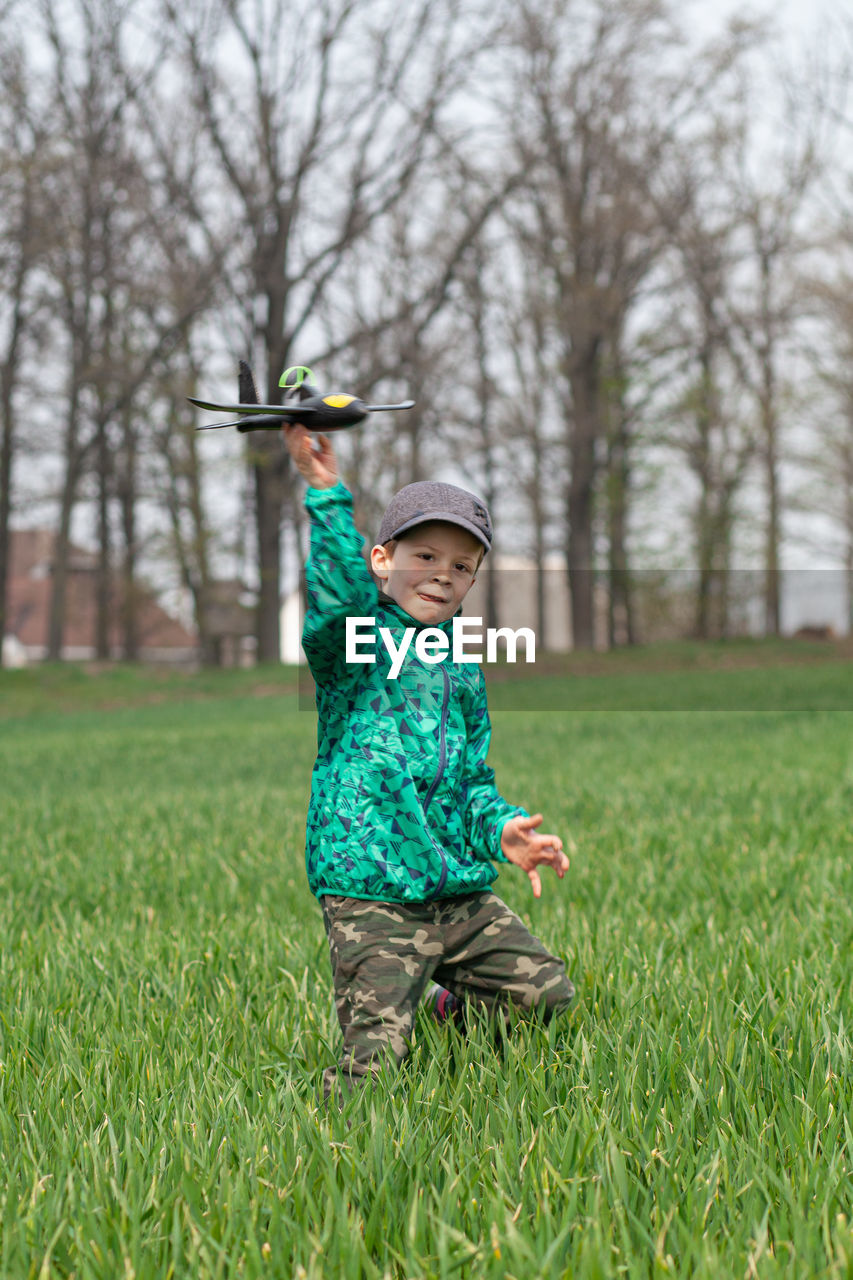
left=283, top=423, right=575, bottom=1102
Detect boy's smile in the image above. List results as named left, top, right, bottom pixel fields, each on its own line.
left=371, top=521, right=483, bottom=625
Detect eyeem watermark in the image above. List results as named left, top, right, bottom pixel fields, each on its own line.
left=346, top=616, right=536, bottom=680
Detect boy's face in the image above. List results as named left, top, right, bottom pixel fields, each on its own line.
left=370, top=520, right=483, bottom=625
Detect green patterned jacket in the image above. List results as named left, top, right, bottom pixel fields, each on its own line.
left=301, top=481, right=528, bottom=902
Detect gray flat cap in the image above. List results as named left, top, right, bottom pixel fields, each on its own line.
left=377, top=481, right=492, bottom=552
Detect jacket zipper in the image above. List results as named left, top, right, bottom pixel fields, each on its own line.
left=381, top=597, right=454, bottom=901
left=422, top=664, right=450, bottom=899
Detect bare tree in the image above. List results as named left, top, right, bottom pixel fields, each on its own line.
left=634, top=19, right=801, bottom=639
left=600, top=321, right=637, bottom=645
left=499, top=0, right=680, bottom=648
left=151, top=360, right=218, bottom=664
left=163, top=0, right=500, bottom=660
left=0, top=34, right=49, bottom=648
left=303, top=148, right=525, bottom=544
left=722, top=81, right=824, bottom=635
left=796, top=275, right=853, bottom=634
left=29, top=0, right=216, bottom=660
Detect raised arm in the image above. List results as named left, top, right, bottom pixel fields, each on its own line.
left=283, top=424, right=377, bottom=685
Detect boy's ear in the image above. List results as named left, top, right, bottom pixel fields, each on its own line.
left=370, top=543, right=390, bottom=581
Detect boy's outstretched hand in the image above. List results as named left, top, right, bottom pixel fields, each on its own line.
left=282, top=422, right=338, bottom=489
left=501, top=814, right=570, bottom=898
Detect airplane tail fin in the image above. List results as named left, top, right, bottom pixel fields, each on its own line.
left=239, top=360, right=259, bottom=405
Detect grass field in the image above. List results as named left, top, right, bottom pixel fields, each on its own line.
left=1, top=648, right=852, bottom=1278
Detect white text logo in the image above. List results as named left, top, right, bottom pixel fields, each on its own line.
left=345, top=616, right=535, bottom=679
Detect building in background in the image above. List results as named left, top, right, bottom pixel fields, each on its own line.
left=8, top=531, right=846, bottom=669
left=279, top=553, right=851, bottom=666
left=3, top=529, right=198, bottom=666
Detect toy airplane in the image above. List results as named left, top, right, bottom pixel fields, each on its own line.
left=189, top=362, right=415, bottom=433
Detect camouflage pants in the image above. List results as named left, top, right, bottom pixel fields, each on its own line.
left=320, top=890, right=575, bottom=1100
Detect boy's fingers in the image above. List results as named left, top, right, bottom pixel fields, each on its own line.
left=534, top=844, right=570, bottom=874
left=528, top=868, right=542, bottom=898
left=282, top=422, right=308, bottom=455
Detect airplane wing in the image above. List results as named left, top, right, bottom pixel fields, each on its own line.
left=364, top=400, right=416, bottom=411
left=188, top=397, right=317, bottom=416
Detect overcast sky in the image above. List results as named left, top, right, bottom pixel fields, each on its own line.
left=691, top=0, right=833, bottom=37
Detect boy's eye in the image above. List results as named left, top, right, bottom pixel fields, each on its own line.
left=415, top=551, right=472, bottom=573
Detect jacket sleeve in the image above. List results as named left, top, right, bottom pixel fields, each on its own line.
left=301, top=482, right=378, bottom=686
left=460, top=666, right=529, bottom=863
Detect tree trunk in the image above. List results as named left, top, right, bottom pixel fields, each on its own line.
left=761, top=369, right=781, bottom=637
left=0, top=338, right=20, bottom=648
left=0, top=374, right=12, bottom=645
left=692, top=342, right=718, bottom=641
left=607, top=432, right=634, bottom=648
left=605, top=343, right=635, bottom=648
left=481, top=463, right=499, bottom=636
left=565, top=349, right=599, bottom=650
left=253, top=438, right=285, bottom=664
left=694, top=485, right=714, bottom=641
left=531, top=473, right=547, bottom=653
left=160, top=406, right=215, bottom=666
left=843, top=416, right=853, bottom=637
left=95, top=415, right=111, bottom=659
left=252, top=281, right=291, bottom=665
left=47, top=448, right=80, bottom=661
left=715, top=512, right=732, bottom=640
left=0, top=246, right=32, bottom=647
left=119, top=403, right=139, bottom=661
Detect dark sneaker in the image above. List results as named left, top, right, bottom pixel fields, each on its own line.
left=425, top=982, right=461, bottom=1023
